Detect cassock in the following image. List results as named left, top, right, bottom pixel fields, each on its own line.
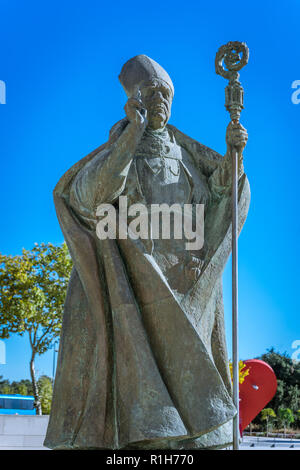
left=44, top=117, right=250, bottom=450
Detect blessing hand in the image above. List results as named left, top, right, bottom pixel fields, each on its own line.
left=124, top=89, right=148, bottom=131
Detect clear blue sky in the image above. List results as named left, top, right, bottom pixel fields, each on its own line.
left=0, top=0, right=299, bottom=381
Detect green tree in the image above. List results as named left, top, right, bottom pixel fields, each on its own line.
left=0, top=375, right=11, bottom=393
left=296, top=410, right=300, bottom=429
left=0, top=375, right=53, bottom=413
left=15, top=382, right=28, bottom=395
left=37, top=375, right=53, bottom=415
left=0, top=243, right=72, bottom=414
left=261, top=408, right=276, bottom=436
left=257, top=349, right=300, bottom=422
left=13, top=379, right=33, bottom=395
left=277, top=408, right=294, bottom=435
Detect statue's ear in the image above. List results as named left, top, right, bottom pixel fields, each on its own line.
left=131, top=84, right=142, bottom=101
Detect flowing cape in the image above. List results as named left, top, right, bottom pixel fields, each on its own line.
left=44, top=120, right=250, bottom=449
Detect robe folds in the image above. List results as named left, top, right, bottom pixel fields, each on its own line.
left=44, top=119, right=250, bottom=450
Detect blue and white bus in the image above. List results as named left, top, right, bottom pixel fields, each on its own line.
left=0, top=394, right=36, bottom=415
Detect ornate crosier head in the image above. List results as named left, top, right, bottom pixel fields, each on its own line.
left=215, top=41, right=249, bottom=83
left=215, top=41, right=249, bottom=122
left=119, top=55, right=174, bottom=130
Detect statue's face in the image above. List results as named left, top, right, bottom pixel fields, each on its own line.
left=140, top=80, right=173, bottom=130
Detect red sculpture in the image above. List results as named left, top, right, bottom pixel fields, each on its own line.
left=239, top=359, right=277, bottom=433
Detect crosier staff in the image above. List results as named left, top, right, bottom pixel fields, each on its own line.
left=215, top=41, right=249, bottom=451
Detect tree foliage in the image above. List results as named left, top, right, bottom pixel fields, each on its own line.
left=0, top=242, right=72, bottom=349
left=260, top=348, right=300, bottom=412
left=261, top=408, right=276, bottom=421
left=229, top=360, right=250, bottom=385
left=254, top=348, right=300, bottom=430
left=37, top=375, right=53, bottom=415
left=0, top=375, right=53, bottom=414
left=277, top=408, right=294, bottom=434
left=0, top=242, right=72, bottom=414
left=260, top=407, right=276, bottom=434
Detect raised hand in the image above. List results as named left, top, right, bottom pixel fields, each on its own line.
left=124, top=89, right=148, bottom=131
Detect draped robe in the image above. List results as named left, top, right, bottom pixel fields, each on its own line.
left=44, top=118, right=250, bottom=449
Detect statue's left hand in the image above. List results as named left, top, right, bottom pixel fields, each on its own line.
left=226, top=121, right=248, bottom=154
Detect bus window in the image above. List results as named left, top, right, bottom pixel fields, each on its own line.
left=0, top=395, right=35, bottom=414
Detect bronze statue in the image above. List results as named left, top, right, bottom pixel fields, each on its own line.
left=45, top=54, right=250, bottom=450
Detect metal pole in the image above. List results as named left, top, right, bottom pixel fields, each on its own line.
left=232, top=146, right=239, bottom=450
left=215, top=41, right=249, bottom=451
